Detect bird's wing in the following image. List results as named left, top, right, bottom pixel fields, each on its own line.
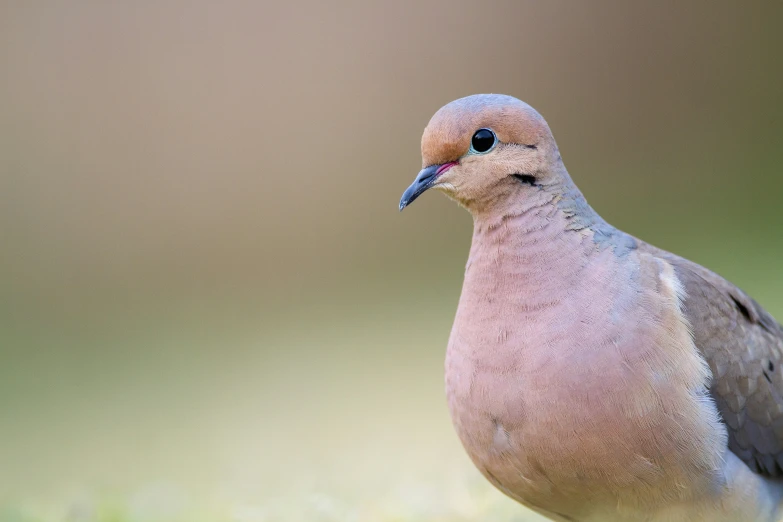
left=641, top=241, right=783, bottom=476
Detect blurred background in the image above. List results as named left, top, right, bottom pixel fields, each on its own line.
left=1, top=1, right=782, bottom=521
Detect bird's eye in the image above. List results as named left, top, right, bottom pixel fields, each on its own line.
left=470, top=128, right=497, bottom=154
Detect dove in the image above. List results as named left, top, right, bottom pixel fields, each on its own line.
left=399, top=94, right=783, bottom=521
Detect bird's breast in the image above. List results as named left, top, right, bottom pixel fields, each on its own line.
left=444, top=241, right=727, bottom=518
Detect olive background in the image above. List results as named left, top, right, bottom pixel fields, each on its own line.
left=1, top=1, right=782, bottom=520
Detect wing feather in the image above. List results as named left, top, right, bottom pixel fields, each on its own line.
left=640, top=241, right=783, bottom=476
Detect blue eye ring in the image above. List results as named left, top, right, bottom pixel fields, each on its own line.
left=469, top=128, right=498, bottom=155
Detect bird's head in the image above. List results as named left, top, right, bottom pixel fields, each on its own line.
left=399, top=94, right=567, bottom=215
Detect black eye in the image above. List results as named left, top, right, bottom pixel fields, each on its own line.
left=470, top=128, right=497, bottom=154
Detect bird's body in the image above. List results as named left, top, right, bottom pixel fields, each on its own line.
left=400, top=94, right=783, bottom=521
left=447, top=203, right=781, bottom=521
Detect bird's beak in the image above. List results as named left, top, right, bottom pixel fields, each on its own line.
left=399, top=162, right=456, bottom=211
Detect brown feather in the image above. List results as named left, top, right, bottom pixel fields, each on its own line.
left=640, top=241, right=783, bottom=477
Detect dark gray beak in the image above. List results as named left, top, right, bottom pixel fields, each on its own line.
left=399, top=164, right=443, bottom=211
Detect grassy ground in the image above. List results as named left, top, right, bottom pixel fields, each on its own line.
left=1, top=475, right=544, bottom=522
left=0, top=294, right=549, bottom=522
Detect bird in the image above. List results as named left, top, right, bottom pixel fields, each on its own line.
left=398, top=94, right=783, bottom=521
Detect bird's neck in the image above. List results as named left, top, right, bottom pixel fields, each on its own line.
left=453, top=186, right=633, bottom=360
left=462, top=180, right=633, bottom=316
left=467, top=193, right=593, bottom=289
left=467, top=177, right=613, bottom=271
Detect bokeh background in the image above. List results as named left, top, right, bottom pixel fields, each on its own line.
left=1, top=1, right=782, bottom=521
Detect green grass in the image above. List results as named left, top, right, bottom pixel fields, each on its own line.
left=1, top=477, right=544, bottom=522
